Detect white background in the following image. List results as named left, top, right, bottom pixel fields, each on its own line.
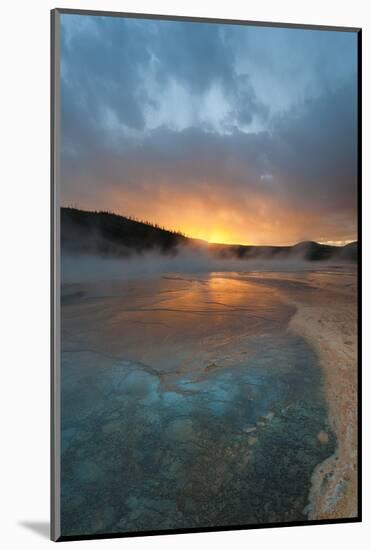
left=1, top=0, right=369, bottom=548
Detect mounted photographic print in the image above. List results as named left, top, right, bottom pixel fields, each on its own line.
left=51, top=8, right=361, bottom=541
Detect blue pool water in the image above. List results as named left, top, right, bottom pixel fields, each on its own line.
left=60, top=274, right=334, bottom=535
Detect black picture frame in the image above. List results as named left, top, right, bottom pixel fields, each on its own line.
left=51, top=8, right=362, bottom=542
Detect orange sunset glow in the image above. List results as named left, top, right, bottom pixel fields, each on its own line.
left=67, top=181, right=357, bottom=247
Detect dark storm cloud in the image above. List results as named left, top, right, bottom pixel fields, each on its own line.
left=270, top=82, right=357, bottom=213
left=61, top=16, right=151, bottom=132
left=60, top=14, right=358, bottom=244
left=144, top=20, right=268, bottom=126
left=60, top=15, right=268, bottom=149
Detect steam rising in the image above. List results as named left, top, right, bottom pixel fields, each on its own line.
left=61, top=246, right=348, bottom=284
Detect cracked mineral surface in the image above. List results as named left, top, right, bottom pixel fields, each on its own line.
left=60, top=269, right=355, bottom=536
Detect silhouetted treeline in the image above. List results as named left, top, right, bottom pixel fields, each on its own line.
left=61, top=207, right=187, bottom=257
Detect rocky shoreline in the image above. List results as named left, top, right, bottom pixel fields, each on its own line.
left=286, top=271, right=358, bottom=519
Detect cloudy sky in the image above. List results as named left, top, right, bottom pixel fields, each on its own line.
left=60, top=14, right=358, bottom=246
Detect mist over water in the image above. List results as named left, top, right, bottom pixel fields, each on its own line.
left=61, top=247, right=341, bottom=285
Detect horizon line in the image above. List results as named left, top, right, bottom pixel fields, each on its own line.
left=61, top=205, right=357, bottom=249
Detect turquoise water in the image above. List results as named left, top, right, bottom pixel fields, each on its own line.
left=60, top=274, right=334, bottom=536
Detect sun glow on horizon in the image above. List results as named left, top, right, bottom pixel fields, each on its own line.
left=64, top=202, right=356, bottom=248
left=168, top=222, right=357, bottom=247
left=183, top=227, right=251, bottom=246
left=318, top=239, right=356, bottom=247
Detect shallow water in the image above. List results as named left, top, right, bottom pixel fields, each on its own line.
left=60, top=273, right=334, bottom=536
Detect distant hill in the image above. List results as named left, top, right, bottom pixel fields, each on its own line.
left=211, top=239, right=358, bottom=262
left=61, top=207, right=187, bottom=256
left=61, top=207, right=357, bottom=262
left=338, top=241, right=358, bottom=262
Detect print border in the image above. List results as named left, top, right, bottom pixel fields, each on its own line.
left=51, top=8, right=362, bottom=542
